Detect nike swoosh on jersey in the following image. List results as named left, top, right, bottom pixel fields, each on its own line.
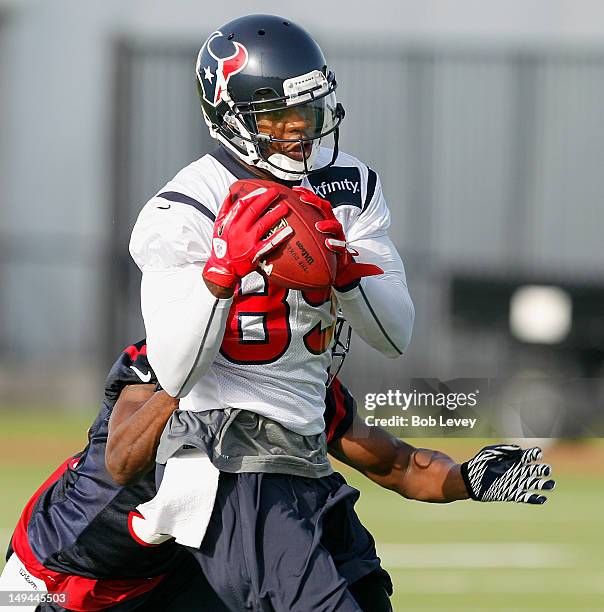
left=130, top=365, right=152, bottom=382
left=157, top=204, right=171, bottom=210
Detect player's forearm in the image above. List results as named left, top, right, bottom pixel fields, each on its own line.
left=332, top=420, right=468, bottom=503
left=106, top=391, right=179, bottom=485
left=352, top=439, right=468, bottom=503
left=141, top=268, right=233, bottom=396
left=335, top=273, right=414, bottom=358
left=334, top=236, right=414, bottom=358
left=397, top=448, right=469, bottom=503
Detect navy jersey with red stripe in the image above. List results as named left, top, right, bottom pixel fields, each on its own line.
left=22, top=340, right=185, bottom=580
left=15, top=340, right=356, bottom=582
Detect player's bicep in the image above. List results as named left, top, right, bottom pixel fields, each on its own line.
left=328, top=414, right=392, bottom=472
left=108, top=384, right=156, bottom=434
left=141, top=266, right=232, bottom=396
left=330, top=414, right=414, bottom=478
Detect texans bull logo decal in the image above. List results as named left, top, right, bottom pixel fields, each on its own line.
left=197, top=31, right=249, bottom=107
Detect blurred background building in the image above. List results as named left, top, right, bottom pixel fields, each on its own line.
left=0, top=0, right=603, bottom=432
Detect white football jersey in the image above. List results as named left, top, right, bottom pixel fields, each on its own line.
left=130, top=147, right=391, bottom=434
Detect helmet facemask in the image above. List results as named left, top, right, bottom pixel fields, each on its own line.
left=208, top=69, right=344, bottom=181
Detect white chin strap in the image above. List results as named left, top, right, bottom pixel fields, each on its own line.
left=212, top=116, right=321, bottom=181
left=258, top=143, right=320, bottom=182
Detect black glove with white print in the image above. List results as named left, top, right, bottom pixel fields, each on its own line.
left=460, top=445, right=555, bottom=504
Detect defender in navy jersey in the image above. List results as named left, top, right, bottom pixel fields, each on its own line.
left=2, top=342, right=203, bottom=611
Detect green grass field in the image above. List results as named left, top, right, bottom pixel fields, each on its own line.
left=1, top=412, right=603, bottom=611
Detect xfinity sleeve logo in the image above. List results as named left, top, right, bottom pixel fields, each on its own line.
left=313, top=178, right=359, bottom=198
left=307, top=166, right=363, bottom=209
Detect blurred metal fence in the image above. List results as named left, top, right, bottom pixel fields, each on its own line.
left=3, top=34, right=603, bottom=394
left=108, top=41, right=214, bottom=362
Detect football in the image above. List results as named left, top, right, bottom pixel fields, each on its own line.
left=229, top=178, right=337, bottom=291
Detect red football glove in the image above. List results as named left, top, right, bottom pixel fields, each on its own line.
left=292, top=186, right=383, bottom=290
left=203, top=186, right=293, bottom=289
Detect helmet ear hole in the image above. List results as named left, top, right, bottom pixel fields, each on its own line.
left=257, top=29, right=266, bottom=36
left=252, top=88, right=282, bottom=121
left=254, top=88, right=278, bottom=100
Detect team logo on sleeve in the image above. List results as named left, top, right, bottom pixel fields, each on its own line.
left=307, top=166, right=363, bottom=209
left=197, top=31, right=249, bottom=107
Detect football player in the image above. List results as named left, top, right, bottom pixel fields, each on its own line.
left=127, top=14, right=553, bottom=612
left=129, top=14, right=414, bottom=611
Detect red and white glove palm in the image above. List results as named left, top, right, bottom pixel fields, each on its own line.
left=293, top=186, right=383, bottom=290
left=203, top=186, right=293, bottom=290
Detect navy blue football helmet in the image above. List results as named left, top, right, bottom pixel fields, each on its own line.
left=196, top=14, right=345, bottom=181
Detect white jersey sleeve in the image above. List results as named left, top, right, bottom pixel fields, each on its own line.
left=341, top=169, right=414, bottom=356
left=129, top=180, right=232, bottom=397
left=130, top=199, right=213, bottom=270
left=334, top=234, right=414, bottom=357
left=346, top=167, right=391, bottom=243
left=305, top=151, right=414, bottom=357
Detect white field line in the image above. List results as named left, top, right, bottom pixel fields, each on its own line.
left=386, top=506, right=600, bottom=523
left=376, top=542, right=578, bottom=569
left=392, top=511, right=588, bottom=523
left=382, top=568, right=604, bottom=594
left=392, top=514, right=568, bottom=523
